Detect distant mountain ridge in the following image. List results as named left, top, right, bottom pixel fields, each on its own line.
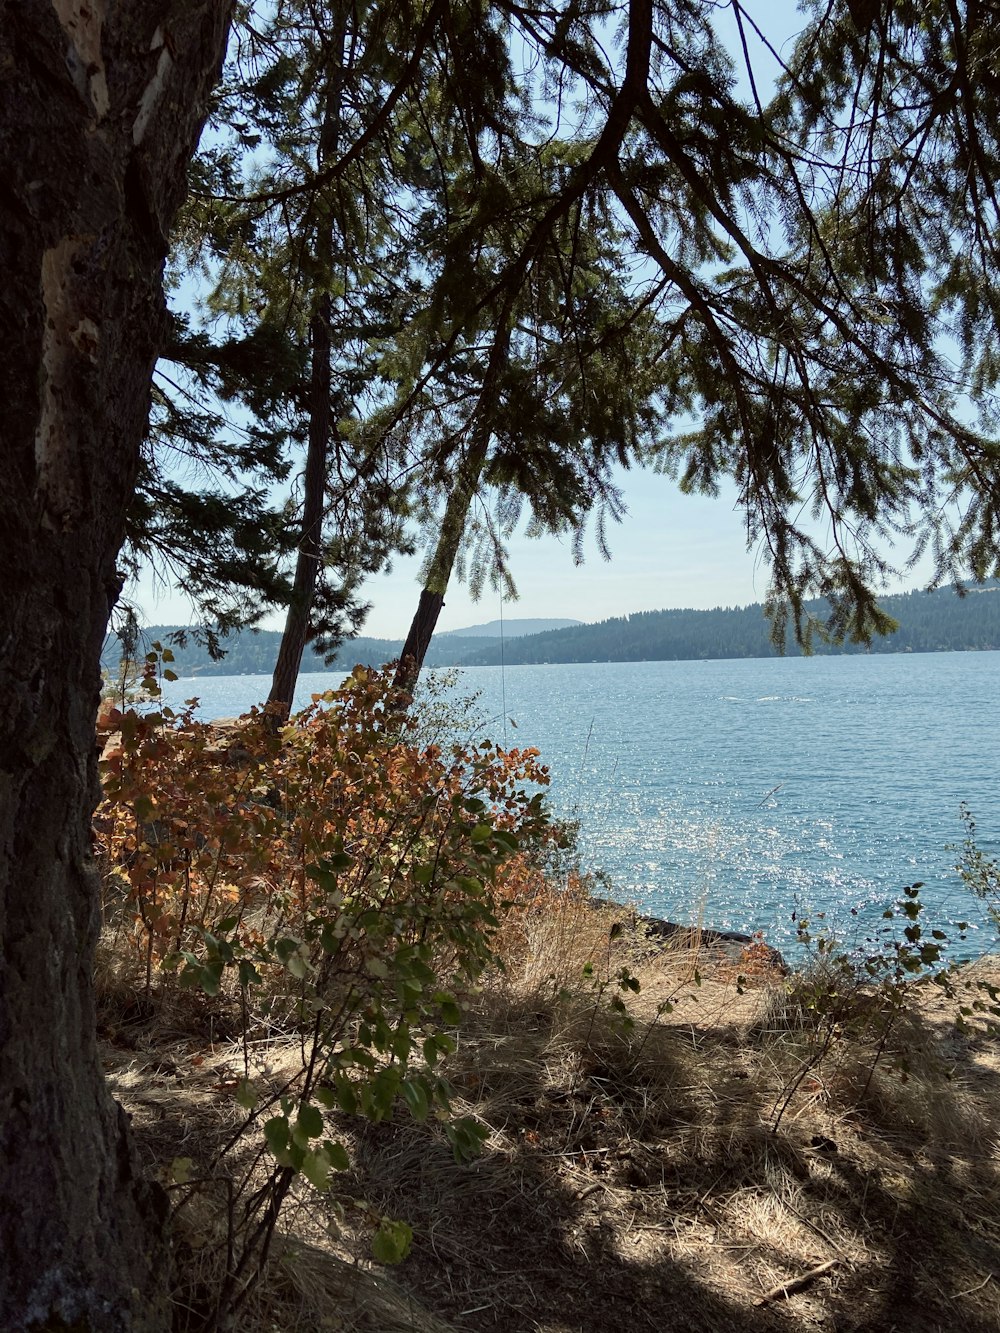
left=102, top=627, right=504, bottom=678
left=438, top=618, right=581, bottom=638
left=463, top=582, right=1000, bottom=665
left=103, top=584, right=1000, bottom=677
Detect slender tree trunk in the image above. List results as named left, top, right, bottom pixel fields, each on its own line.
left=394, top=435, right=490, bottom=693
left=268, top=290, right=333, bottom=715
left=0, top=5, right=230, bottom=1328
left=394, top=313, right=516, bottom=694
left=268, top=11, right=347, bottom=719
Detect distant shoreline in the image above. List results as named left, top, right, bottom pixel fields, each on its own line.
left=105, top=581, right=1000, bottom=676
left=155, top=642, right=999, bottom=681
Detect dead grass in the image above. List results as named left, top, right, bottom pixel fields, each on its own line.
left=98, top=901, right=1000, bottom=1333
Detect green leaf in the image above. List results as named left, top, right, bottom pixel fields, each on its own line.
left=287, top=951, right=311, bottom=979
left=372, top=1218, right=413, bottom=1265
left=297, top=1102, right=324, bottom=1139
left=169, top=1156, right=194, bottom=1185
left=445, top=1116, right=488, bottom=1163
left=433, top=992, right=462, bottom=1024
left=133, top=794, right=155, bottom=823
left=274, top=936, right=300, bottom=963
left=333, top=1077, right=358, bottom=1116
left=324, top=1138, right=351, bottom=1172
left=301, top=1147, right=332, bottom=1190
left=326, top=851, right=355, bottom=872
left=309, top=852, right=354, bottom=885
left=235, top=1078, right=258, bottom=1111
left=401, top=1078, right=430, bottom=1122
left=201, top=959, right=225, bottom=996
left=264, top=1115, right=289, bottom=1157
left=308, top=866, right=338, bottom=893
left=238, top=959, right=261, bottom=989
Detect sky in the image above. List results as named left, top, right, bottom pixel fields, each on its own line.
left=358, top=475, right=907, bottom=639
left=133, top=463, right=943, bottom=640
left=132, top=465, right=762, bottom=636
left=128, top=4, right=948, bottom=640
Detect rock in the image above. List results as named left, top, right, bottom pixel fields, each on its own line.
left=592, top=897, right=787, bottom=973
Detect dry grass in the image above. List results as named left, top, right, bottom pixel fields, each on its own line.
left=98, top=896, right=1000, bottom=1333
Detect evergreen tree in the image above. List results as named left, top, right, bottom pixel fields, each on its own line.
left=6, top=4, right=1000, bottom=1326
left=127, top=2, right=1000, bottom=688
left=0, top=5, right=232, bottom=1326
left=135, top=0, right=422, bottom=674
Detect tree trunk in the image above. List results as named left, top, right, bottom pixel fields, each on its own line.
left=268, top=292, right=333, bottom=717
left=0, top=5, right=231, bottom=1329
left=268, top=12, right=348, bottom=720
left=394, top=435, right=490, bottom=693
left=394, top=305, right=516, bottom=695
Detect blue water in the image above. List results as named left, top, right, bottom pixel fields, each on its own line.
left=159, top=653, right=1000, bottom=959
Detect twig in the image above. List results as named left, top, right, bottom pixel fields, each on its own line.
left=576, top=1181, right=605, bottom=1202
left=755, top=1259, right=839, bottom=1305
left=952, top=1272, right=993, bottom=1299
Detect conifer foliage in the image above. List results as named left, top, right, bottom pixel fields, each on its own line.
left=162, top=0, right=1000, bottom=688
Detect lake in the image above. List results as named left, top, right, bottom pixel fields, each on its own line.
left=159, top=652, right=1000, bottom=960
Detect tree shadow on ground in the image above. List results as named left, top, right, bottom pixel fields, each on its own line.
left=346, top=970, right=1000, bottom=1333
left=101, top=951, right=1000, bottom=1333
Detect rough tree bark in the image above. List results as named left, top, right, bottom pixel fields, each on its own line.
left=268, top=10, right=348, bottom=720
left=394, top=319, right=513, bottom=695
left=393, top=435, right=490, bottom=694
left=0, top=4, right=231, bottom=1329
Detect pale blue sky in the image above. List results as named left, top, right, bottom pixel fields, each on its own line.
left=360, top=474, right=767, bottom=636
left=132, top=462, right=941, bottom=639
left=356, top=473, right=940, bottom=639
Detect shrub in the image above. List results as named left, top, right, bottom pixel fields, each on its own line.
left=96, top=663, right=554, bottom=1325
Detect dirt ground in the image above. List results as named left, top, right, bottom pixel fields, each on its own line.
left=103, top=934, right=1000, bottom=1333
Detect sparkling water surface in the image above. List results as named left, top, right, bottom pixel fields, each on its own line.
left=161, top=653, right=1000, bottom=959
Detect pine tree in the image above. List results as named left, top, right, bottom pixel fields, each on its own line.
left=129, top=2, right=1000, bottom=687
left=0, top=5, right=232, bottom=1326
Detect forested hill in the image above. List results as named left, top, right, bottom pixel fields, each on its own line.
left=105, top=584, right=1000, bottom=678
left=103, top=615, right=585, bottom=678
left=101, top=627, right=505, bottom=678
left=461, top=583, right=1000, bottom=665
left=439, top=618, right=581, bottom=637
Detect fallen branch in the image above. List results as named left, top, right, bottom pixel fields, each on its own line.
left=755, top=1259, right=839, bottom=1305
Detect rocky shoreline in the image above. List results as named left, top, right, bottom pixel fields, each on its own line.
left=592, top=897, right=787, bottom=973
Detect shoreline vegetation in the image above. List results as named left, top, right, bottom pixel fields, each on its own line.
left=96, top=669, right=1000, bottom=1332
left=110, top=581, right=1000, bottom=677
